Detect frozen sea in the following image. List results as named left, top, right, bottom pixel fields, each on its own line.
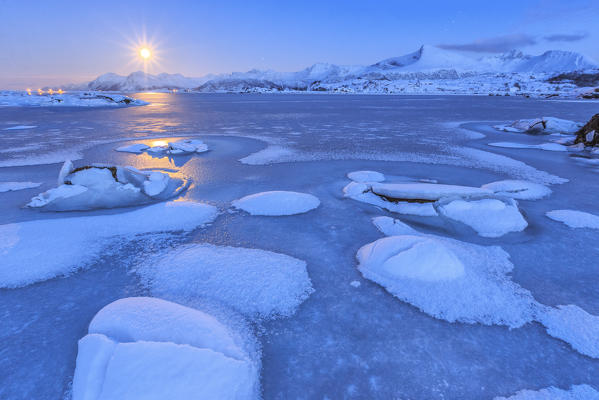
left=1, top=93, right=599, bottom=399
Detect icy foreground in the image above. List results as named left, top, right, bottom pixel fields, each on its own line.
left=73, top=297, right=258, bottom=400
left=0, top=201, right=217, bottom=288
left=27, top=161, right=187, bottom=211
left=136, top=244, right=314, bottom=319
left=0, top=91, right=146, bottom=107
left=232, top=191, right=320, bottom=216
left=494, top=384, right=599, bottom=399
left=362, top=217, right=599, bottom=358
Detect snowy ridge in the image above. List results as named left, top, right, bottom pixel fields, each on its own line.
left=68, top=45, right=599, bottom=96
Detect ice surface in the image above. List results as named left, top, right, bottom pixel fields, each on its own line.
left=357, top=235, right=537, bottom=327
left=136, top=244, right=314, bottom=319
left=537, top=305, right=599, bottom=359
left=27, top=163, right=186, bottom=211
left=232, top=190, right=320, bottom=216
left=239, top=145, right=296, bottom=165
left=546, top=210, right=599, bottom=229
left=73, top=297, right=257, bottom=400
left=0, top=201, right=218, bottom=288
left=489, top=142, right=568, bottom=152
left=372, top=216, right=419, bottom=236
left=494, top=384, right=599, bottom=400
left=481, top=180, right=552, bottom=200
left=0, top=181, right=41, bottom=192
left=347, top=170, right=385, bottom=183
left=436, top=197, right=528, bottom=237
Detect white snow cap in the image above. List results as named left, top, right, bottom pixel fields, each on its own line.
left=232, top=190, right=320, bottom=216
left=546, top=209, right=599, bottom=229
left=481, top=180, right=551, bottom=200
left=0, top=201, right=218, bottom=288
left=136, top=243, right=313, bottom=319
left=73, top=297, right=258, bottom=400
left=370, top=182, right=491, bottom=201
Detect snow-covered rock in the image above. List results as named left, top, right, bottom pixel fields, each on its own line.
left=136, top=244, right=313, bottom=319
left=494, top=384, right=599, bottom=400
left=370, top=182, right=491, bottom=201
left=546, top=209, right=599, bottom=229
left=347, top=170, right=385, bottom=183
left=494, top=117, right=582, bottom=134
left=356, top=235, right=537, bottom=327
left=436, top=197, right=528, bottom=237
left=232, top=191, right=320, bottom=216
left=73, top=297, right=258, bottom=400
left=27, top=162, right=187, bottom=211
left=0, top=201, right=218, bottom=288
left=0, top=91, right=147, bottom=107
left=343, top=181, right=437, bottom=216
left=0, top=181, right=41, bottom=193
left=481, top=180, right=552, bottom=200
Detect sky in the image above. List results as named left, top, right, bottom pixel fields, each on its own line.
left=0, top=0, right=597, bottom=89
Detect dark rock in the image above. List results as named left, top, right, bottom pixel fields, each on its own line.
left=574, top=114, right=599, bottom=146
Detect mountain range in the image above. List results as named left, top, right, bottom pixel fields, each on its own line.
left=71, top=45, right=599, bottom=96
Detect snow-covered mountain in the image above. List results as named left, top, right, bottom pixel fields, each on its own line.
left=75, top=45, right=598, bottom=96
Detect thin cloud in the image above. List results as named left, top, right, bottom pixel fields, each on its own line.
left=438, top=34, right=537, bottom=53
left=544, top=32, right=588, bottom=42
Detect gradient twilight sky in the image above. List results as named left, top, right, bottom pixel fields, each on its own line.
left=0, top=0, right=597, bottom=89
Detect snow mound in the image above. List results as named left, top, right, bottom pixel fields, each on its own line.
left=546, top=209, right=599, bottom=229
left=343, top=182, right=437, bottom=216
left=357, top=235, right=536, bottom=327
left=481, top=180, right=552, bottom=200
left=494, top=384, right=599, bottom=400
left=436, top=197, right=528, bottom=237
left=347, top=170, right=385, bottom=183
left=136, top=244, right=313, bottom=319
left=489, top=142, right=567, bottom=152
left=0, top=201, right=218, bottom=288
left=73, top=297, right=258, bottom=400
left=27, top=161, right=188, bottom=211
left=371, top=182, right=491, bottom=201
left=537, top=305, right=599, bottom=359
left=372, top=216, right=419, bottom=236
left=232, top=191, right=320, bottom=216
left=0, top=181, right=41, bottom=193
left=494, top=117, right=582, bottom=134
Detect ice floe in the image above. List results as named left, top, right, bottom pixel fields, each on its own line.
left=494, top=384, right=599, bottom=400
left=0, top=91, right=147, bottom=107
left=361, top=217, right=599, bottom=357
left=0, top=201, right=218, bottom=288
left=494, top=117, right=582, bottom=134
left=0, top=181, right=41, bottom=193
left=436, top=197, right=528, bottom=237
left=370, top=182, right=491, bottom=201
left=481, top=180, right=551, bottom=200
left=546, top=210, right=599, bottom=229
left=116, top=139, right=209, bottom=156
left=347, top=170, right=385, bottom=183
left=357, top=234, right=537, bottom=327
left=73, top=297, right=258, bottom=400
left=136, top=244, right=313, bottom=319
left=2, top=125, right=37, bottom=130
left=489, top=142, right=567, bottom=152
left=27, top=161, right=188, bottom=211
left=232, top=190, right=320, bottom=216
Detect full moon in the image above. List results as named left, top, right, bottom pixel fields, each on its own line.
left=140, top=47, right=151, bottom=60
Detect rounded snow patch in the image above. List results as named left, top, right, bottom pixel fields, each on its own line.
left=546, top=209, right=599, bottom=229
left=232, top=190, right=320, bottom=216
left=481, top=180, right=552, bottom=200
left=137, top=244, right=314, bottom=319
left=73, top=297, right=258, bottom=400
left=347, top=170, right=385, bottom=183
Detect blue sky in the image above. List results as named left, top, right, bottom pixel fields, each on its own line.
left=0, top=0, right=597, bottom=88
